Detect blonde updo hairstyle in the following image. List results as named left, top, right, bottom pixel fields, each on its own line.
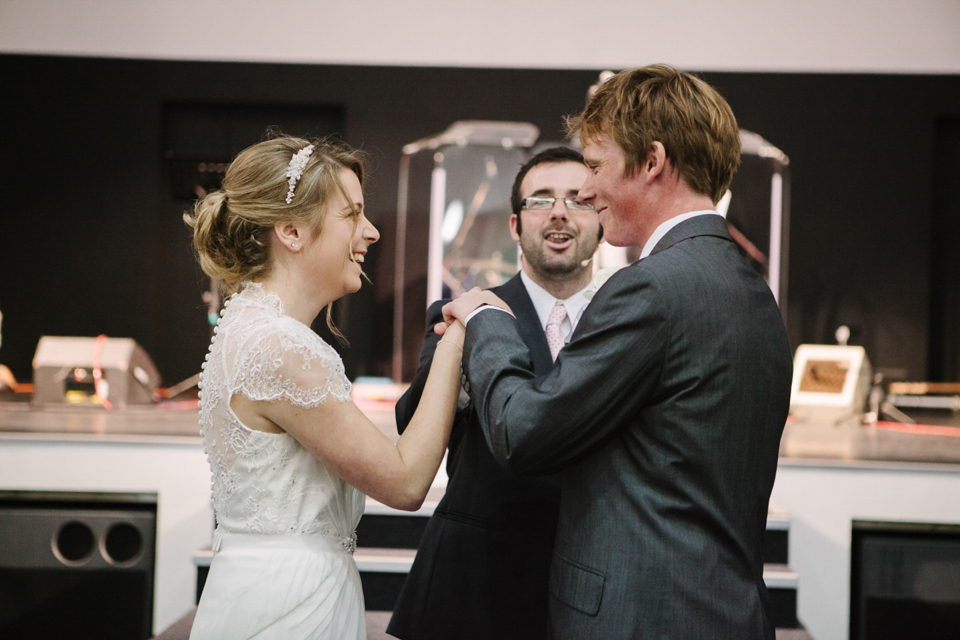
left=185, top=134, right=365, bottom=340
left=185, top=134, right=365, bottom=295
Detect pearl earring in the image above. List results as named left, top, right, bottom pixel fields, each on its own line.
left=291, top=242, right=299, bottom=250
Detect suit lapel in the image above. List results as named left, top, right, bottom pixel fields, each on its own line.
left=493, top=275, right=553, bottom=375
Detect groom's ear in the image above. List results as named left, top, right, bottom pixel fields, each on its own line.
left=642, top=141, right=667, bottom=184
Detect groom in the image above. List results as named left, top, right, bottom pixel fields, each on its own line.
left=443, top=65, right=793, bottom=638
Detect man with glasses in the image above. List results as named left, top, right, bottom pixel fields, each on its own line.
left=387, top=147, right=600, bottom=640
left=442, top=65, right=793, bottom=638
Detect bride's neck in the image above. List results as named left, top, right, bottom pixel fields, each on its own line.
left=258, top=270, right=328, bottom=327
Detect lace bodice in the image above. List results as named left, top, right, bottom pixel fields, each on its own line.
left=197, top=282, right=364, bottom=544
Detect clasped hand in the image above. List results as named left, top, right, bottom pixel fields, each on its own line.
left=434, top=287, right=512, bottom=337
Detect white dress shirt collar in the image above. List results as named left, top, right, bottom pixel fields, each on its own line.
left=639, top=210, right=721, bottom=259
left=519, top=270, right=591, bottom=333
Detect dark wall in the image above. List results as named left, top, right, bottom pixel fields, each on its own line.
left=1, top=55, right=958, bottom=386
left=706, top=72, right=960, bottom=382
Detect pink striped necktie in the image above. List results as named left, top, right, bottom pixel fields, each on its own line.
left=546, top=302, right=568, bottom=361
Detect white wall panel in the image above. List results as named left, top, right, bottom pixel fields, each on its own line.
left=1, top=0, right=958, bottom=74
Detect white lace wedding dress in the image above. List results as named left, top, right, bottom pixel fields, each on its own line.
left=190, top=282, right=366, bottom=640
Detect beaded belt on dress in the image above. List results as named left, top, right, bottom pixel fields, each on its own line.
left=339, top=531, right=358, bottom=555
left=212, top=527, right=358, bottom=555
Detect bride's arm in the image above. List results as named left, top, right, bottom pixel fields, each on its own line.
left=232, top=321, right=465, bottom=511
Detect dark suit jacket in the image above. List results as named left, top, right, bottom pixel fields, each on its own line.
left=387, top=274, right=560, bottom=640
left=464, top=215, right=793, bottom=639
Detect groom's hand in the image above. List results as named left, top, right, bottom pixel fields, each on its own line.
left=439, top=288, right=512, bottom=330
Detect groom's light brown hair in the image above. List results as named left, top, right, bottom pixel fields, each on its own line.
left=566, top=64, right=741, bottom=205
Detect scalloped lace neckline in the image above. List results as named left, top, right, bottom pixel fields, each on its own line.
left=240, top=281, right=285, bottom=313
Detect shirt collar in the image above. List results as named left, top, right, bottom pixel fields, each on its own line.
left=639, top=210, right=721, bottom=259
left=519, top=270, right=591, bottom=332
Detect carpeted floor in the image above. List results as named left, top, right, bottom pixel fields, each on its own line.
left=152, top=609, right=400, bottom=640
left=365, top=611, right=396, bottom=639
left=153, top=608, right=813, bottom=639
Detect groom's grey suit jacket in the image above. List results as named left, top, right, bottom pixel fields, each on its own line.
left=463, top=214, right=793, bottom=639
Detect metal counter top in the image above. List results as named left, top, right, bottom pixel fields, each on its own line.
left=0, top=401, right=201, bottom=438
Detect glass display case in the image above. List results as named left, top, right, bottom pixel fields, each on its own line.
left=392, top=121, right=539, bottom=380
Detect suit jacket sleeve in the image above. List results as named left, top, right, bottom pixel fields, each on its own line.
left=464, top=267, right=669, bottom=475
left=394, top=300, right=447, bottom=435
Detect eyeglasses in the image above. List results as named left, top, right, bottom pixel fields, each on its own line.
left=521, top=196, right=594, bottom=211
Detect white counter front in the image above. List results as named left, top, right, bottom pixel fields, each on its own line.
left=0, top=430, right=213, bottom=634
left=771, top=456, right=960, bottom=640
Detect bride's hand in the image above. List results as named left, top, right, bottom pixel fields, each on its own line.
left=435, top=318, right=465, bottom=350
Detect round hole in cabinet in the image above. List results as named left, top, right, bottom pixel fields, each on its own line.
left=53, top=521, right=96, bottom=565
left=102, top=522, right=143, bottom=566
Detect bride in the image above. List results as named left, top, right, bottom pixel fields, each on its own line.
left=184, top=135, right=465, bottom=639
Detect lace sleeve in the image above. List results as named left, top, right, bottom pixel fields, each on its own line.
left=227, top=317, right=352, bottom=409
